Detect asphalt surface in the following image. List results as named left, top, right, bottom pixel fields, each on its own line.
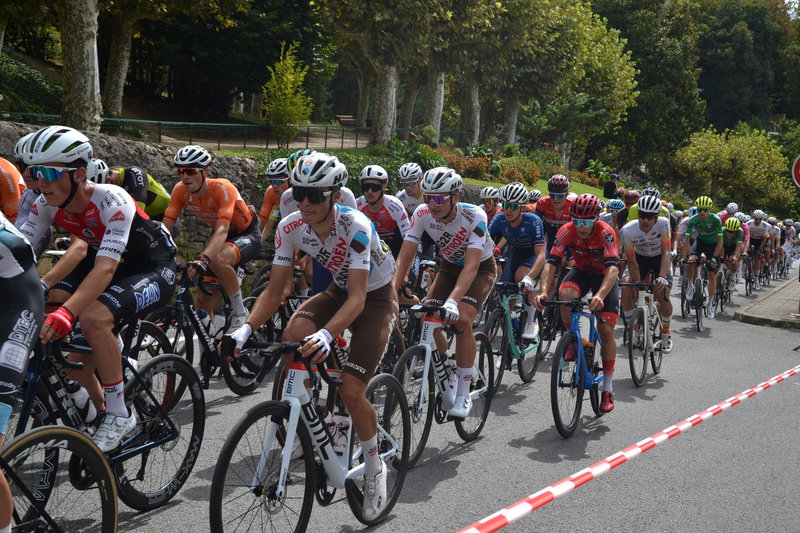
left=94, top=266, right=800, bottom=532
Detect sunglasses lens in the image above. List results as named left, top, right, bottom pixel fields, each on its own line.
left=551, top=193, right=565, bottom=199
left=179, top=168, right=199, bottom=176
left=426, top=195, right=447, bottom=206
left=31, top=166, right=63, bottom=182
left=269, top=179, right=285, bottom=185
left=363, top=183, right=382, bottom=192
left=573, top=218, right=595, bottom=227
left=402, top=181, right=416, bottom=186
left=503, top=202, right=520, bottom=210
left=292, top=187, right=328, bottom=204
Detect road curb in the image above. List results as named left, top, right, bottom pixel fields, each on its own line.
left=733, top=275, right=800, bottom=329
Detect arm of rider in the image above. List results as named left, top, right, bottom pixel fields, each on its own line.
left=713, top=236, right=724, bottom=260
left=40, top=255, right=118, bottom=343
left=443, top=247, right=482, bottom=326
left=261, top=219, right=276, bottom=245
left=188, top=219, right=230, bottom=278
left=657, top=244, right=671, bottom=285
left=300, top=268, right=368, bottom=365
left=626, top=251, right=641, bottom=283
left=41, top=237, right=88, bottom=292
left=590, top=264, right=619, bottom=312
left=393, top=239, right=419, bottom=290
left=534, top=262, right=555, bottom=310
left=521, top=245, right=546, bottom=303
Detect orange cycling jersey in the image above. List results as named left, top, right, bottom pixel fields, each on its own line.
left=258, top=186, right=280, bottom=222
left=164, top=177, right=253, bottom=234
left=0, top=157, right=22, bottom=223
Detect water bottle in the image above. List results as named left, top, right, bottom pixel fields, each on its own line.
left=123, top=357, right=138, bottom=383
left=65, top=380, right=98, bottom=424
left=331, top=414, right=350, bottom=455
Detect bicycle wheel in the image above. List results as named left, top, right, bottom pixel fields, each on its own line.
left=680, top=277, right=688, bottom=318
left=391, top=346, right=434, bottom=468
left=454, top=332, right=494, bottom=442
left=539, top=306, right=558, bottom=355
left=377, top=325, right=406, bottom=375
left=116, top=354, right=205, bottom=511
left=694, top=278, right=704, bottom=332
left=516, top=311, right=542, bottom=383
left=550, top=332, right=583, bottom=439
left=7, top=378, right=58, bottom=439
left=482, top=308, right=507, bottom=394
left=717, top=272, right=728, bottom=314
left=628, top=308, right=647, bottom=387
left=745, top=266, right=754, bottom=296
left=241, top=296, right=281, bottom=373
left=209, top=401, right=315, bottom=533
left=2, top=425, right=118, bottom=533
left=346, top=373, right=410, bottom=526
left=122, top=320, right=172, bottom=369
left=650, top=312, right=663, bottom=375
left=588, top=354, right=602, bottom=417
left=146, top=305, right=194, bottom=363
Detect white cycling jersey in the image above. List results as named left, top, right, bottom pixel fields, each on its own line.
left=404, top=202, right=493, bottom=265
left=273, top=205, right=394, bottom=291
left=620, top=217, right=671, bottom=258
left=0, top=211, right=35, bottom=278
left=747, top=220, right=772, bottom=240
left=396, top=188, right=424, bottom=217
left=279, top=186, right=357, bottom=219
left=15, top=188, right=39, bottom=230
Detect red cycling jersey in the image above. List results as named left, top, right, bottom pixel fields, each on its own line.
left=547, top=220, right=619, bottom=275
left=535, top=195, right=574, bottom=245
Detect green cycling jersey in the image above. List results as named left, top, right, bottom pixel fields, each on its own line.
left=684, top=213, right=723, bottom=245
left=112, top=166, right=171, bottom=220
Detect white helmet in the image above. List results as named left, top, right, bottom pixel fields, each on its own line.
left=726, top=202, right=738, bottom=214
left=529, top=189, right=542, bottom=202
left=734, top=212, right=747, bottom=222
left=173, top=145, right=211, bottom=168
left=674, top=210, right=684, bottom=219
left=359, top=164, right=388, bottom=182
left=665, top=202, right=674, bottom=212
left=398, top=162, right=422, bottom=182
left=480, top=186, right=500, bottom=200
left=638, top=194, right=662, bottom=214
left=24, top=125, right=93, bottom=165
left=266, top=158, right=289, bottom=177
left=86, top=158, right=110, bottom=184
left=291, top=152, right=347, bottom=188
left=13, top=132, right=34, bottom=161
left=420, top=167, right=462, bottom=194
left=500, top=182, right=529, bottom=204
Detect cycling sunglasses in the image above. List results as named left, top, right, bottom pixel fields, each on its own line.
left=503, top=202, right=520, bottom=210
left=425, top=194, right=450, bottom=206
left=572, top=217, right=595, bottom=228
left=30, top=166, right=78, bottom=182
left=178, top=168, right=201, bottom=176
left=638, top=212, right=657, bottom=220
left=362, top=182, right=384, bottom=193
left=292, top=186, right=334, bottom=204
left=697, top=207, right=709, bottom=213
left=550, top=193, right=566, bottom=199
left=268, top=178, right=287, bottom=186
left=401, top=180, right=417, bottom=187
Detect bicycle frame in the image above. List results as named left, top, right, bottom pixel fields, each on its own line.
left=259, top=358, right=402, bottom=499
left=496, top=283, right=539, bottom=360
left=558, top=303, right=603, bottom=393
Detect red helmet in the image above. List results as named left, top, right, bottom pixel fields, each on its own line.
left=570, top=194, right=602, bottom=219
left=623, top=189, right=640, bottom=204
left=547, top=174, right=570, bottom=194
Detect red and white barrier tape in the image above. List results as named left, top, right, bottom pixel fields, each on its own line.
left=458, top=363, right=800, bottom=533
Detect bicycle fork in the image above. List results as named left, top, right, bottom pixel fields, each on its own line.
left=419, top=315, right=456, bottom=410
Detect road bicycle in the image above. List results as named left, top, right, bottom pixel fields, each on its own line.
left=619, top=282, right=664, bottom=387
left=684, top=257, right=709, bottom=332
left=714, top=259, right=736, bottom=315
left=391, top=303, right=494, bottom=467
left=742, top=253, right=757, bottom=296
left=210, top=340, right=410, bottom=531
left=10, top=328, right=205, bottom=511
left=1, top=425, right=118, bottom=532
left=546, top=299, right=605, bottom=439
left=146, top=264, right=276, bottom=395
left=482, top=281, right=544, bottom=392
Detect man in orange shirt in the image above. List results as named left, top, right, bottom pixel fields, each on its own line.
left=258, top=157, right=290, bottom=246
left=162, top=145, right=260, bottom=329
left=0, top=157, right=23, bottom=223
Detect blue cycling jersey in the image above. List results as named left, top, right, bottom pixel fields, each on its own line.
left=488, top=211, right=546, bottom=249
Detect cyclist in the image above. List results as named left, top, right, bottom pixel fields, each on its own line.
left=622, top=188, right=640, bottom=209
left=619, top=195, right=674, bottom=353
left=489, top=181, right=546, bottom=338
left=718, top=202, right=738, bottom=224
left=532, top=193, right=620, bottom=413
left=0, top=156, right=23, bottom=224
left=257, top=157, right=290, bottom=246
left=480, top=186, right=501, bottom=225
left=162, top=144, right=259, bottom=330
left=626, top=187, right=671, bottom=223
left=227, top=151, right=398, bottom=521
left=395, top=162, right=425, bottom=217
left=0, top=211, right=44, bottom=533
left=680, top=196, right=724, bottom=319
left=527, top=189, right=542, bottom=212
left=20, top=125, right=177, bottom=452
left=722, top=217, right=744, bottom=278
left=746, top=209, right=772, bottom=282
left=393, top=167, right=496, bottom=419
left=88, top=160, right=172, bottom=222
left=356, top=164, right=410, bottom=258
left=535, top=174, right=574, bottom=255
left=766, top=216, right=779, bottom=269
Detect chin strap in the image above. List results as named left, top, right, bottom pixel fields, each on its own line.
left=368, top=190, right=385, bottom=208
left=58, top=171, right=79, bottom=209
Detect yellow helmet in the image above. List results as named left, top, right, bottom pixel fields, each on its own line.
left=695, top=196, right=713, bottom=209
left=724, top=217, right=741, bottom=232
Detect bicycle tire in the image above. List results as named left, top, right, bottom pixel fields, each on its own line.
left=209, top=400, right=315, bottom=533
left=241, top=296, right=281, bottom=374
left=146, top=305, right=194, bottom=364
left=650, top=312, right=663, bottom=375
left=391, top=345, right=434, bottom=468
left=717, top=271, right=728, bottom=314
left=694, top=278, right=704, bottom=332
left=378, top=325, right=406, bottom=375
left=588, top=354, right=601, bottom=417
left=550, top=332, right=582, bottom=439
left=516, top=311, right=542, bottom=383
left=221, top=305, right=274, bottom=395
left=454, top=332, right=494, bottom=442
left=537, top=307, right=556, bottom=356
left=628, top=308, right=647, bottom=387
left=122, top=320, right=172, bottom=369
left=2, top=425, right=118, bottom=533
left=345, top=373, right=410, bottom=526
left=680, top=277, right=690, bottom=318
left=116, top=354, right=205, bottom=511
left=482, top=308, right=507, bottom=394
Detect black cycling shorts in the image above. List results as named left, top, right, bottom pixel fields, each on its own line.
left=559, top=267, right=620, bottom=324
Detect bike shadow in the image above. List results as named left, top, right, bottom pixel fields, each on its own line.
left=399, top=440, right=481, bottom=504
left=508, top=415, right=611, bottom=465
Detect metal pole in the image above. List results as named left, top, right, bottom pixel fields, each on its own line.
left=243, top=126, right=248, bottom=150
left=218, top=127, right=222, bottom=150
left=324, top=126, right=328, bottom=151
left=189, top=124, right=193, bottom=144
left=341, top=126, right=345, bottom=150
left=158, top=122, right=162, bottom=143
left=355, top=127, right=358, bottom=149
left=306, top=126, right=310, bottom=148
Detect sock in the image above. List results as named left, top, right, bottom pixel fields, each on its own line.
left=363, top=433, right=381, bottom=477
left=456, top=366, right=473, bottom=397
left=102, top=379, right=128, bottom=417
left=602, top=360, right=615, bottom=392
left=661, top=316, right=671, bottom=333
left=0, top=523, right=11, bottom=533
left=298, top=288, right=310, bottom=297
left=623, top=309, right=633, bottom=320
left=525, top=303, right=535, bottom=324
left=230, top=289, right=246, bottom=315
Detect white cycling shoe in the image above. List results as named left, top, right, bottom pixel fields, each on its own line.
left=92, top=410, right=136, bottom=453
left=522, top=320, right=539, bottom=340
left=362, top=460, right=387, bottom=521
left=447, top=395, right=472, bottom=419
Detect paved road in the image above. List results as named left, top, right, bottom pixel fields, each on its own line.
left=120, top=273, right=800, bottom=533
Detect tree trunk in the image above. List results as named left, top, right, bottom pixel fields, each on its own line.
left=503, top=94, right=519, bottom=145
left=101, top=14, right=136, bottom=118
left=0, top=18, right=7, bottom=58
left=397, top=72, right=419, bottom=140
left=423, top=68, right=445, bottom=145
left=59, top=0, right=102, bottom=131
left=356, top=67, right=372, bottom=128
left=462, top=76, right=480, bottom=146
left=370, top=64, right=398, bottom=146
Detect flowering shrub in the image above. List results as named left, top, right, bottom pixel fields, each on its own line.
left=496, top=156, right=540, bottom=185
